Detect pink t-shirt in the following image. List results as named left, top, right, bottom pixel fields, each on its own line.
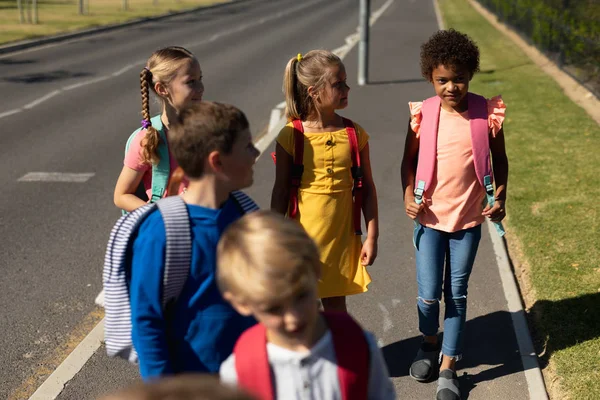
left=409, top=96, right=506, bottom=232
left=123, top=128, right=188, bottom=199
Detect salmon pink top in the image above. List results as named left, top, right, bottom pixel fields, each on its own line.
left=124, top=128, right=189, bottom=199
left=409, top=96, right=506, bottom=232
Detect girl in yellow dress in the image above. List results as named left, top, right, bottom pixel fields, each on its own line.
left=271, top=50, right=379, bottom=312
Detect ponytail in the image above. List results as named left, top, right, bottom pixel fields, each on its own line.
left=139, top=67, right=161, bottom=165
left=282, top=50, right=342, bottom=122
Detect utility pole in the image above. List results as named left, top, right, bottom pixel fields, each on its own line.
left=358, top=0, right=370, bottom=86
left=17, top=0, right=25, bottom=23
left=32, top=0, right=38, bottom=23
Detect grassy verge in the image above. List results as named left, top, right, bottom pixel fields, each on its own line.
left=438, top=0, right=600, bottom=398
left=0, top=0, right=226, bottom=45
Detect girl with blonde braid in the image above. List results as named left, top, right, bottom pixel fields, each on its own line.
left=114, top=46, right=204, bottom=212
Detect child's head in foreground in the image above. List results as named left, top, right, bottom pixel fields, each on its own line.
left=217, top=211, right=322, bottom=350
left=169, top=101, right=259, bottom=190
left=99, top=374, right=255, bottom=400
left=420, top=29, right=480, bottom=110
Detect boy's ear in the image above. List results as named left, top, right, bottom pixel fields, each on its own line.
left=223, top=292, right=253, bottom=317
left=206, top=150, right=223, bottom=173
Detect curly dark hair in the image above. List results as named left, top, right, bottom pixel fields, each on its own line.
left=420, top=29, right=480, bottom=81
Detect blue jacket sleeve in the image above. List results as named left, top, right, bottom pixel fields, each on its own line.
left=130, top=212, right=172, bottom=381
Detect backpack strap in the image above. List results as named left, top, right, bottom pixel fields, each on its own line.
left=414, top=95, right=441, bottom=205
left=156, top=196, right=192, bottom=309
left=324, top=312, right=370, bottom=400
left=287, top=120, right=305, bottom=219
left=151, top=115, right=170, bottom=203
left=343, top=118, right=363, bottom=235
left=467, top=93, right=505, bottom=237
left=104, top=202, right=157, bottom=363
left=234, top=324, right=274, bottom=400
left=230, top=191, right=260, bottom=214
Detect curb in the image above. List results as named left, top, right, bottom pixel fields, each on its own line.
left=0, top=0, right=249, bottom=56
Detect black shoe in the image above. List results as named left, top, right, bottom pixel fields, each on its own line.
left=436, top=369, right=460, bottom=400
left=409, top=341, right=439, bottom=382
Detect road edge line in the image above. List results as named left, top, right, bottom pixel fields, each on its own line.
left=28, top=319, right=105, bottom=400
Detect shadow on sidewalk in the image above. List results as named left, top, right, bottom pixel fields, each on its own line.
left=382, top=293, right=600, bottom=398
left=382, top=310, right=529, bottom=399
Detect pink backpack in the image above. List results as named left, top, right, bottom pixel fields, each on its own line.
left=414, top=92, right=505, bottom=241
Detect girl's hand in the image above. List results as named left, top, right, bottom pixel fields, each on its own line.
left=360, top=237, right=378, bottom=266
left=482, top=199, right=506, bottom=222
left=404, top=193, right=425, bottom=220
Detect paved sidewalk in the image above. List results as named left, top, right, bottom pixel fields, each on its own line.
left=247, top=0, right=541, bottom=399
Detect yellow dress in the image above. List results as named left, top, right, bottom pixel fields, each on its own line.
left=276, top=121, right=372, bottom=298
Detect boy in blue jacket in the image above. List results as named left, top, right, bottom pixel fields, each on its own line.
left=130, top=102, right=260, bottom=381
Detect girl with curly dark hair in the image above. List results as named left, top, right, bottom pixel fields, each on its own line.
left=401, top=29, right=509, bottom=400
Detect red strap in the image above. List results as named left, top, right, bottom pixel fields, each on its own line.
left=288, top=120, right=304, bottom=219
left=343, top=118, right=363, bottom=235
left=234, top=324, right=274, bottom=400
left=235, top=313, right=369, bottom=400
left=324, top=312, right=370, bottom=400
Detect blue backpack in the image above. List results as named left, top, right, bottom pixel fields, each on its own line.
left=103, top=192, right=258, bottom=363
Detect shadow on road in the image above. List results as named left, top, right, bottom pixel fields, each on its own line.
left=2, top=70, right=93, bottom=84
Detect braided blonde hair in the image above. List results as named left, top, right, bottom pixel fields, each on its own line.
left=140, top=46, right=196, bottom=165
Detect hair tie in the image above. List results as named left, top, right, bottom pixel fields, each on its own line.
left=297, top=53, right=302, bottom=62
left=143, top=66, right=152, bottom=74
left=141, top=119, right=151, bottom=129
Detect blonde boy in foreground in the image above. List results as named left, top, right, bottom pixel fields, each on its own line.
left=217, top=211, right=396, bottom=400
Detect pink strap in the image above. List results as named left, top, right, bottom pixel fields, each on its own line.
left=414, top=96, right=441, bottom=194
left=467, top=93, right=492, bottom=186
left=234, top=324, right=274, bottom=400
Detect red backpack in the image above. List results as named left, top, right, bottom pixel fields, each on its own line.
left=272, top=118, right=364, bottom=235
left=234, top=312, right=370, bottom=400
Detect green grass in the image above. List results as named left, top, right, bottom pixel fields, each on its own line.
left=0, top=0, right=226, bottom=45
left=438, top=0, right=600, bottom=398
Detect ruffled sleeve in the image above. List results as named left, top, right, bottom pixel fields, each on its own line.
left=487, top=95, right=506, bottom=137
left=408, top=102, right=423, bottom=138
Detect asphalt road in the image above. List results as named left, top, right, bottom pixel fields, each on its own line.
left=0, top=0, right=532, bottom=398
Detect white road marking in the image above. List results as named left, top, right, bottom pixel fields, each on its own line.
left=28, top=319, right=104, bottom=400
left=18, top=172, right=95, bottom=183
left=94, top=289, right=105, bottom=308
left=378, top=303, right=394, bottom=333
left=112, top=64, right=137, bottom=77
left=63, top=75, right=110, bottom=91
left=23, top=90, right=61, bottom=109
left=433, top=0, right=445, bottom=30
left=0, top=0, right=324, bottom=121
left=0, top=108, right=22, bottom=119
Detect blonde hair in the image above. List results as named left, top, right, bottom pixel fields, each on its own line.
left=283, top=49, right=343, bottom=121
left=217, top=211, right=321, bottom=304
left=140, top=46, right=196, bottom=165
left=99, top=374, right=255, bottom=400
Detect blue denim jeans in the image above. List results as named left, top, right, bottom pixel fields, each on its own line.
left=414, top=224, right=482, bottom=358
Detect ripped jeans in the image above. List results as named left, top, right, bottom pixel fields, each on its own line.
left=415, top=224, right=481, bottom=359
